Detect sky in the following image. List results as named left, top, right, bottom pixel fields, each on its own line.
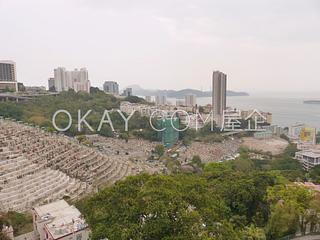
left=0, top=0, right=320, bottom=93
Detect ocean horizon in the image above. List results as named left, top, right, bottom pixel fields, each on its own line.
left=168, top=94, right=320, bottom=130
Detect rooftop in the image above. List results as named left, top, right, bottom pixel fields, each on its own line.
left=297, top=149, right=320, bottom=158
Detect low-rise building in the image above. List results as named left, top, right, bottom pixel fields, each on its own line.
left=295, top=149, right=320, bottom=170
left=24, top=86, right=47, bottom=93
left=297, top=142, right=319, bottom=151
left=33, top=200, right=89, bottom=240
left=120, top=101, right=156, bottom=116
left=262, top=125, right=286, bottom=137
left=288, top=123, right=305, bottom=141
left=254, top=130, right=273, bottom=139
left=241, top=110, right=272, bottom=125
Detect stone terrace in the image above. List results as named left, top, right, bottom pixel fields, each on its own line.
left=0, top=119, right=138, bottom=212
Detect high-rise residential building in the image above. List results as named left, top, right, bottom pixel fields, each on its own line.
left=0, top=60, right=18, bottom=92
left=48, top=78, right=55, bottom=91
left=212, top=71, right=227, bottom=127
left=122, top=88, right=133, bottom=97
left=155, top=95, right=167, bottom=106
left=51, top=67, right=90, bottom=93
left=185, top=94, right=197, bottom=107
left=103, top=81, right=119, bottom=95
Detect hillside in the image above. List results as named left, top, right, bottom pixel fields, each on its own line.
left=0, top=89, right=157, bottom=140
left=127, top=85, right=249, bottom=98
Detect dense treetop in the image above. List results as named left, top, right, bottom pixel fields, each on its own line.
left=77, top=146, right=320, bottom=240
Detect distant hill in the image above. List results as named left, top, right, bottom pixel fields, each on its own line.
left=126, top=85, right=249, bottom=98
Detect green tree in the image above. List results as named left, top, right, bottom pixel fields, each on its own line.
left=191, top=155, right=203, bottom=168
left=242, top=225, right=266, bottom=240
left=310, top=165, right=320, bottom=183
left=154, top=144, right=165, bottom=157
left=266, top=185, right=316, bottom=238
left=77, top=174, right=243, bottom=240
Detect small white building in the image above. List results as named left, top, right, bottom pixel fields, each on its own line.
left=32, top=200, right=89, bottom=240
left=295, top=149, right=320, bottom=170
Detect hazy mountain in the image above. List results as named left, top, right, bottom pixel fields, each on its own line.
left=126, top=85, right=249, bottom=98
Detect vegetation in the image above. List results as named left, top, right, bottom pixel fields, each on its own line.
left=0, top=90, right=157, bottom=141
left=77, top=146, right=320, bottom=240
left=123, top=96, right=149, bottom=104
left=309, top=165, right=320, bottom=184
left=0, top=212, right=33, bottom=236
left=179, top=123, right=225, bottom=145
left=3, top=90, right=320, bottom=239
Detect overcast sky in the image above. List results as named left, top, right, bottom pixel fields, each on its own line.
left=1, top=0, right=319, bottom=92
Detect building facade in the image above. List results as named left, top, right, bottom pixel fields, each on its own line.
left=48, top=78, right=55, bottom=91
left=145, top=96, right=152, bottom=102
left=122, top=88, right=132, bottom=97
left=0, top=60, right=18, bottom=92
left=185, top=94, right=196, bottom=107
left=155, top=95, right=167, bottom=106
left=33, top=200, right=89, bottom=240
left=51, top=67, right=90, bottom=93
left=241, top=110, right=273, bottom=125
left=295, top=149, right=320, bottom=170
left=103, top=81, right=119, bottom=95
left=212, top=71, right=227, bottom=128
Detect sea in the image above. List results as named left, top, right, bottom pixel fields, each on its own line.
left=168, top=92, right=320, bottom=130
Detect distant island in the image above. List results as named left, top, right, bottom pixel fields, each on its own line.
left=303, top=100, right=320, bottom=104
left=127, top=85, right=249, bottom=98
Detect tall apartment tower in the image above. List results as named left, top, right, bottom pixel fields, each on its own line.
left=155, top=95, right=167, bottom=106
left=212, top=71, right=227, bottom=128
left=52, top=67, right=90, bottom=93
left=103, top=81, right=119, bottom=95
left=122, top=88, right=132, bottom=97
left=0, top=60, right=18, bottom=92
left=185, top=94, right=197, bottom=107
